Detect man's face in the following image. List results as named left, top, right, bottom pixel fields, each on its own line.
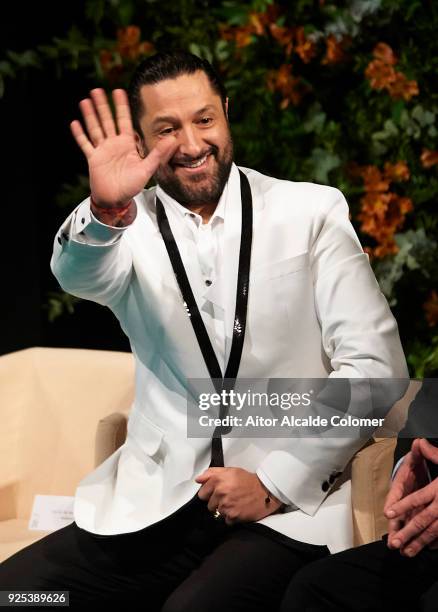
left=135, top=70, right=233, bottom=206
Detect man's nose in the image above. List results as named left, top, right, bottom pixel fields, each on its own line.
left=176, top=126, right=205, bottom=159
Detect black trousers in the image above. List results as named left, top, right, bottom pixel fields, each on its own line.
left=0, top=495, right=329, bottom=610
left=279, top=533, right=438, bottom=612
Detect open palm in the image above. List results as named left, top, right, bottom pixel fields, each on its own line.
left=70, top=88, right=178, bottom=208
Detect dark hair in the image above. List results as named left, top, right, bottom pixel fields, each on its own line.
left=127, top=49, right=228, bottom=137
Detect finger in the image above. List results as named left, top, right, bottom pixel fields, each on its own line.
left=419, top=438, right=438, bottom=464
left=112, top=89, right=134, bottom=136
left=195, top=468, right=212, bottom=483
left=207, top=491, right=221, bottom=513
left=90, top=88, right=117, bottom=137
left=79, top=98, right=105, bottom=146
left=400, top=519, right=438, bottom=557
left=387, top=517, right=404, bottom=545
left=384, top=479, right=405, bottom=516
left=70, top=120, right=94, bottom=159
left=391, top=506, right=437, bottom=549
left=386, top=485, right=433, bottom=518
left=410, top=438, right=423, bottom=460
left=389, top=509, right=417, bottom=547
left=197, top=480, right=215, bottom=502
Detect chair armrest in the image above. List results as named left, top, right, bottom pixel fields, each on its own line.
left=94, top=412, right=128, bottom=468
left=351, top=437, right=397, bottom=547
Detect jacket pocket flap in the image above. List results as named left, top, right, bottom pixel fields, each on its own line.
left=252, top=251, right=309, bottom=281
left=127, top=410, right=164, bottom=456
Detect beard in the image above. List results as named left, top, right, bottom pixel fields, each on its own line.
left=152, top=134, right=234, bottom=207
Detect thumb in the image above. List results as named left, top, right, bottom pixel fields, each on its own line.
left=419, top=438, right=438, bottom=464
left=142, top=136, right=178, bottom=177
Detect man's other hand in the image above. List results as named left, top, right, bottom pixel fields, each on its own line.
left=385, top=438, right=438, bottom=556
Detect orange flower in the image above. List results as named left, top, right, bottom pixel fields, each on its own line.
left=365, top=42, right=419, bottom=100
left=373, top=42, right=397, bottom=65
left=116, top=26, right=154, bottom=61
left=421, top=149, right=438, bottom=169
left=383, top=161, right=410, bottom=182
left=266, top=63, right=311, bottom=107
left=99, top=49, right=114, bottom=73
left=321, top=34, right=352, bottom=65
left=294, top=26, right=317, bottom=64
left=117, top=26, right=141, bottom=60
left=365, top=59, right=397, bottom=90
left=220, top=4, right=282, bottom=47
left=138, top=41, right=155, bottom=56
left=218, top=23, right=255, bottom=48
left=424, top=291, right=438, bottom=327
left=248, top=12, right=266, bottom=36
left=387, top=72, right=419, bottom=101
left=269, top=24, right=294, bottom=56
left=354, top=161, right=413, bottom=258
left=236, top=27, right=255, bottom=48
left=360, top=165, right=391, bottom=193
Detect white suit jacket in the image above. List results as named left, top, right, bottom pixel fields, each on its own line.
left=50, top=162, right=408, bottom=553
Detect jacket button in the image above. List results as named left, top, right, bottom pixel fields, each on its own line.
left=322, top=481, right=330, bottom=492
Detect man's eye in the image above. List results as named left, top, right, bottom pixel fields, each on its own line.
left=159, top=128, right=174, bottom=135
left=199, top=117, right=213, bottom=125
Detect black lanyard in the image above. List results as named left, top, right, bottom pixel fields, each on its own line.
left=156, top=168, right=253, bottom=467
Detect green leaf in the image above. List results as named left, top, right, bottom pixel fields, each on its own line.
left=309, top=148, right=341, bottom=184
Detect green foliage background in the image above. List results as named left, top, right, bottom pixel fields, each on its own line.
left=2, top=0, right=437, bottom=375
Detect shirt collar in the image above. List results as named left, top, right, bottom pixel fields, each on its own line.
left=155, top=165, right=232, bottom=227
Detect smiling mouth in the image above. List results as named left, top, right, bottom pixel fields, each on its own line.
left=173, top=152, right=212, bottom=169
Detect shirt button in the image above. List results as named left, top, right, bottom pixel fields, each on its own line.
left=205, top=279, right=212, bottom=286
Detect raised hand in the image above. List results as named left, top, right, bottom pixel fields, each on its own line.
left=70, top=88, right=178, bottom=209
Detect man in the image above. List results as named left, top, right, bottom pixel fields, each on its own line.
left=0, top=50, right=408, bottom=610
left=279, top=379, right=438, bottom=611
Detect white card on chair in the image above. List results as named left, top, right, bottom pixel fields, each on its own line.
left=28, top=494, right=75, bottom=531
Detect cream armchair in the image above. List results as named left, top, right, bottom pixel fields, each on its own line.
left=0, top=347, right=134, bottom=563
left=0, top=346, right=417, bottom=562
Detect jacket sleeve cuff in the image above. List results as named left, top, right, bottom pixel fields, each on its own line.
left=256, top=468, right=298, bottom=509
left=70, top=197, right=137, bottom=245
